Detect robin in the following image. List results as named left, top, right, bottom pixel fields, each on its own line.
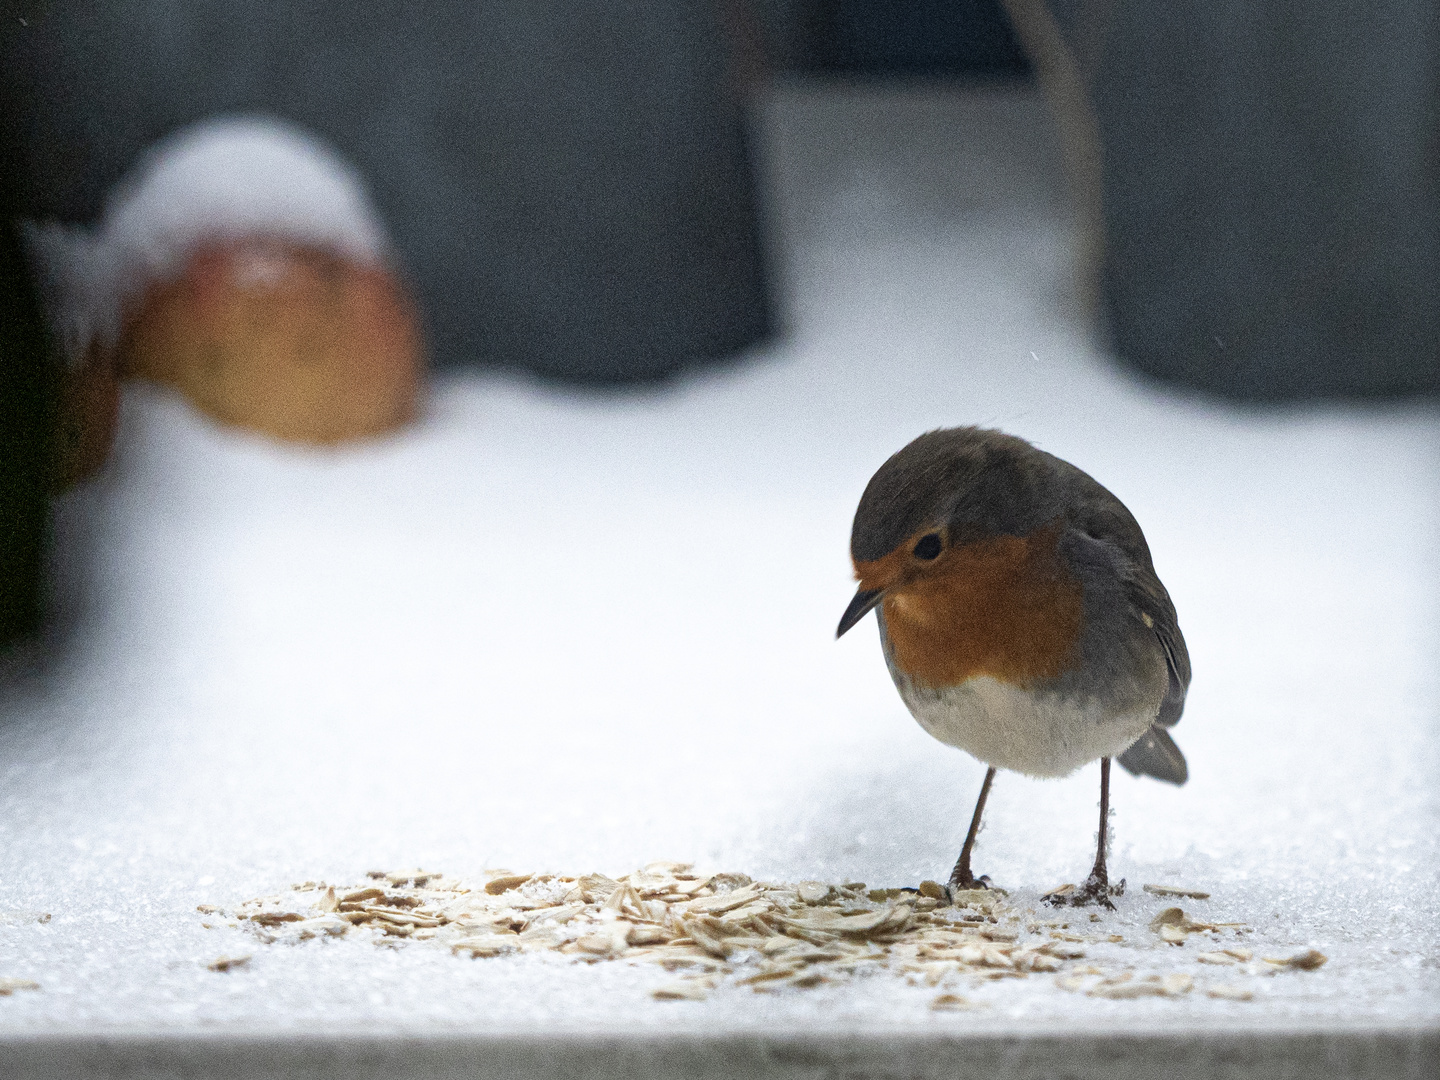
left=836, top=427, right=1189, bottom=907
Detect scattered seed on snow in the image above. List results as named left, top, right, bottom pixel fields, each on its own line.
left=1143, top=884, right=1211, bottom=899
left=210, top=867, right=1292, bottom=1004
left=484, top=874, right=533, bottom=896
left=1264, top=949, right=1327, bottom=971
left=930, top=993, right=974, bottom=1011
left=1208, top=984, right=1255, bottom=1000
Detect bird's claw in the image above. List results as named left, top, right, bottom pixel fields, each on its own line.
left=1046, top=874, right=1125, bottom=909
left=945, top=874, right=993, bottom=902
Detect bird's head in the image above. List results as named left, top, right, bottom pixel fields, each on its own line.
left=836, top=427, right=1063, bottom=638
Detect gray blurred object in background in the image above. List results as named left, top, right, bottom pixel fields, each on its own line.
left=3, top=0, right=1434, bottom=395
left=0, top=0, right=772, bottom=384
left=768, top=0, right=1438, bottom=400
left=1004, top=0, right=1439, bottom=400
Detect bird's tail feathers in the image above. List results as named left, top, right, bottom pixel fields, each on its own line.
left=1117, top=725, right=1188, bottom=785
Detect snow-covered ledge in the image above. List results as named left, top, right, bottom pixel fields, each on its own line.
left=1, top=87, right=1435, bottom=1078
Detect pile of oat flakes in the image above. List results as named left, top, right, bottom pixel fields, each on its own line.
left=200, top=865, right=1325, bottom=1006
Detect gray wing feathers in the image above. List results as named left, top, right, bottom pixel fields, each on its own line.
left=1153, top=617, right=1189, bottom=728
left=1118, top=554, right=1191, bottom=783
left=1058, top=478, right=1192, bottom=728
left=1118, top=724, right=1188, bottom=785
left=1054, top=460, right=1192, bottom=783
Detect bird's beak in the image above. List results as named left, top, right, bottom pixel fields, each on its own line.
left=836, top=587, right=884, bottom=638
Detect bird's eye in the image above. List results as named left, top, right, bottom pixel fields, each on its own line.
left=912, top=533, right=943, bottom=560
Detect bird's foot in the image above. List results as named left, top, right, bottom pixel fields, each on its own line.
left=1046, top=873, right=1125, bottom=909
left=946, top=871, right=993, bottom=902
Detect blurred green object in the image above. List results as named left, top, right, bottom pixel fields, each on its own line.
left=0, top=217, right=57, bottom=650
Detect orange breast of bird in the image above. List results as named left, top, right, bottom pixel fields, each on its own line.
left=869, top=522, right=1084, bottom=691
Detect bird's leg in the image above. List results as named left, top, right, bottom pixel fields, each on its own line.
left=1070, top=757, right=1125, bottom=908
left=947, top=767, right=997, bottom=895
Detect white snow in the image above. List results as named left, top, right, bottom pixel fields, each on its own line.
left=0, top=85, right=1435, bottom=1037
left=23, top=115, right=388, bottom=361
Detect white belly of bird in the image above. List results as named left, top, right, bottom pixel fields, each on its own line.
left=896, top=675, right=1156, bottom=778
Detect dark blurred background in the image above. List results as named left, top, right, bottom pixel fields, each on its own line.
left=770, top=0, right=1031, bottom=76
left=2, top=0, right=1437, bottom=649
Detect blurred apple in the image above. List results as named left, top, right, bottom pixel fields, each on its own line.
left=117, top=239, right=422, bottom=444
